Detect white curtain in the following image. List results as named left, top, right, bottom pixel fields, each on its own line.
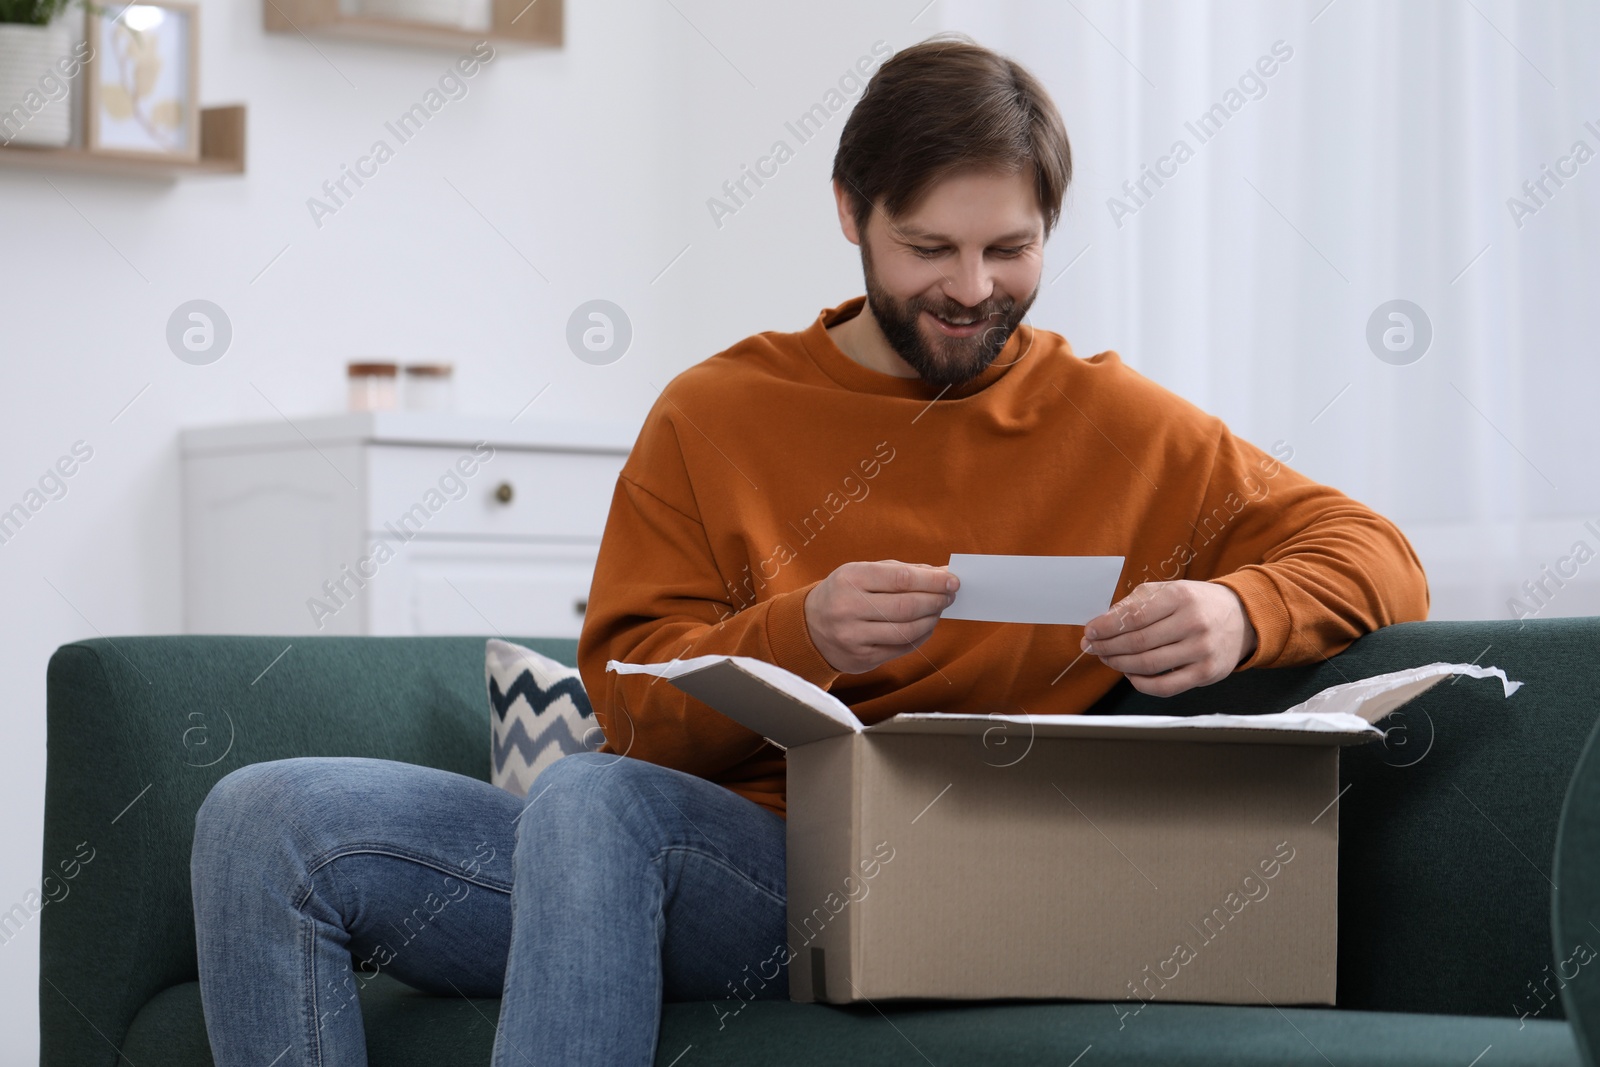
left=936, top=0, right=1600, bottom=622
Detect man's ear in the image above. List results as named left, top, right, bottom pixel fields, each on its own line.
left=833, top=178, right=864, bottom=246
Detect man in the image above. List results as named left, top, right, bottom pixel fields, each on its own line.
left=191, top=33, right=1427, bottom=1067
left=575, top=33, right=1427, bottom=811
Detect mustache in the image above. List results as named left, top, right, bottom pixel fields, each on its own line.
left=923, top=301, right=1011, bottom=321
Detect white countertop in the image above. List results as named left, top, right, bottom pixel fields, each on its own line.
left=181, top=411, right=640, bottom=454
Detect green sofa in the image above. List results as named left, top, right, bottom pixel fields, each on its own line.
left=39, top=619, right=1600, bottom=1065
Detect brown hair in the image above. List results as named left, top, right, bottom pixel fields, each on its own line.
left=832, top=33, right=1072, bottom=241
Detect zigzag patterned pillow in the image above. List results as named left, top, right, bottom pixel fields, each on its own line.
left=485, top=639, right=602, bottom=796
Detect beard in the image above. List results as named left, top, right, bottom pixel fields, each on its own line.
left=861, top=241, right=1038, bottom=390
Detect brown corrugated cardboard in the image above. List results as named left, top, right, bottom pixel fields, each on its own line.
left=787, top=727, right=1339, bottom=1005
left=612, top=657, right=1521, bottom=1007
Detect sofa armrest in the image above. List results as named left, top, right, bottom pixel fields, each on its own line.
left=1556, top=706, right=1600, bottom=1063
left=39, top=635, right=577, bottom=1067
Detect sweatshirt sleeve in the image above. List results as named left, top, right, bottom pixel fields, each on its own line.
left=1189, top=427, right=1431, bottom=670
left=576, top=433, right=843, bottom=778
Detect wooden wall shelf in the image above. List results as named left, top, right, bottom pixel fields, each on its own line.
left=264, top=0, right=561, bottom=49
left=0, top=105, right=246, bottom=179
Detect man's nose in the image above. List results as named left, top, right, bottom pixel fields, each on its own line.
left=942, top=253, right=996, bottom=310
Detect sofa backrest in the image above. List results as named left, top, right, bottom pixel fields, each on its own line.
left=1090, top=616, right=1600, bottom=1019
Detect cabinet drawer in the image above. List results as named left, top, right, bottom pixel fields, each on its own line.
left=366, top=444, right=625, bottom=541
left=369, top=540, right=598, bottom=638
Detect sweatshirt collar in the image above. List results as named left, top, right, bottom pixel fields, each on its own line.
left=799, top=295, right=1033, bottom=400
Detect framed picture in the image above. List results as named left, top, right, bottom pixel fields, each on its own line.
left=85, top=1, right=199, bottom=162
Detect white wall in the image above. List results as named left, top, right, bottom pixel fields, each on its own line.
left=1, top=0, right=1596, bottom=1058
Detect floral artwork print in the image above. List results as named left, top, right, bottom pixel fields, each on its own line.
left=94, top=5, right=190, bottom=155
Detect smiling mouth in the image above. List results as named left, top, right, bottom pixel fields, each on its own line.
left=926, top=309, right=993, bottom=338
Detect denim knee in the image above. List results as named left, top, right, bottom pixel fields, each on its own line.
left=513, top=753, right=660, bottom=856
left=196, top=759, right=287, bottom=840
left=192, top=758, right=328, bottom=876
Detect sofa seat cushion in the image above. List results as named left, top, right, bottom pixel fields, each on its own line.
left=120, top=974, right=1579, bottom=1066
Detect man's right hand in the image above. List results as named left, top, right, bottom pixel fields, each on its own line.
left=803, top=560, right=959, bottom=674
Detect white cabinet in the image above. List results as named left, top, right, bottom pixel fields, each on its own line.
left=181, top=412, right=633, bottom=637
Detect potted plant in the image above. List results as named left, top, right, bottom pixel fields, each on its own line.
left=0, top=0, right=89, bottom=148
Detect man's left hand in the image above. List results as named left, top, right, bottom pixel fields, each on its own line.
left=1080, top=580, right=1258, bottom=697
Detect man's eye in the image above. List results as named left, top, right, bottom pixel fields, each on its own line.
left=912, top=245, right=1028, bottom=258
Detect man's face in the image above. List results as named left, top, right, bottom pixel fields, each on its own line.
left=850, top=167, right=1045, bottom=389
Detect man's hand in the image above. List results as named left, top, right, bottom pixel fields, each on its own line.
left=1080, top=580, right=1258, bottom=697
left=804, top=560, right=959, bottom=675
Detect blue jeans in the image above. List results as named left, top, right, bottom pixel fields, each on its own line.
left=190, top=752, right=790, bottom=1066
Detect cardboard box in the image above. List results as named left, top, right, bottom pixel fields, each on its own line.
left=609, top=656, right=1511, bottom=1007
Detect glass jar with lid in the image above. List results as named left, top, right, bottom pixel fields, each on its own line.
left=347, top=362, right=399, bottom=411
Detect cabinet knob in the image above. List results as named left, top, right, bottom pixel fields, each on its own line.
left=574, top=599, right=588, bottom=616
left=494, top=482, right=514, bottom=504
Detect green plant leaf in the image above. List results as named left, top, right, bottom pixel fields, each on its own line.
left=0, top=0, right=77, bottom=27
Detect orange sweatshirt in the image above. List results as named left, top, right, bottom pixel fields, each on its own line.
left=576, top=296, right=1430, bottom=819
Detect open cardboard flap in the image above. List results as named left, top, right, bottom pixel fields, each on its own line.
left=606, top=657, right=1522, bottom=751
